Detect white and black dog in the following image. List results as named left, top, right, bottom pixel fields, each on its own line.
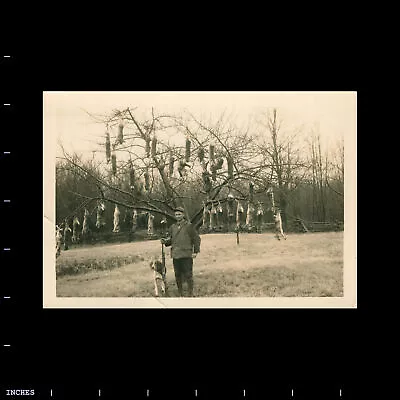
left=149, top=259, right=168, bottom=297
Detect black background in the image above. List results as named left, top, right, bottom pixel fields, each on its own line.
left=0, top=52, right=364, bottom=399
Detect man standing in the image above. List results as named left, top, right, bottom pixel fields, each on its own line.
left=161, top=207, right=201, bottom=297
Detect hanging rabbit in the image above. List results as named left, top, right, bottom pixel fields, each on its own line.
left=217, top=201, right=223, bottom=229
left=226, top=192, right=235, bottom=231
left=209, top=202, right=217, bottom=231
left=274, top=208, right=287, bottom=241
left=132, top=209, right=138, bottom=233
left=63, top=218, right=72, bottom=251
left=72, top=216, right=81, bottom=243
left=147, top=213, right=155, bottom=236
left=113, top=205, right=120, bottom=233
left=246, top=203, right=255, bottom=231
left=256, top=202, right=264, bottom=233
left=96, top=201, right=106, bottom=231
left=117, top=118, right=124, bottom=144
left=202, top=202, right=210, bottom=231
left=236, top=200, right=244, bottom=229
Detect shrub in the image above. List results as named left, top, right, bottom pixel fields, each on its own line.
left=56, top=254, right=143, bottom=277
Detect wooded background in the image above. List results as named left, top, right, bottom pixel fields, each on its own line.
left=56, top=107, right=344, bottom=238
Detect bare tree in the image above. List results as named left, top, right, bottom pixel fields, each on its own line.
left=58, top=107, right=268, bottom=231
left=326, top=137, right=344, bottom=197
left=325, top=137, right=344, bottom=222
left=57, top=106, right=345, bottom=234
left=309, top=133, right=327, bottom=221
left=256, top=109, right=309, bottom=230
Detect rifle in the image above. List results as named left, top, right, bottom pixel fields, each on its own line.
left=161, top=239, right=166, bottom=270
left=161, top=215, right=166, bottom=266
left=160, top=215, right=168, bottom=295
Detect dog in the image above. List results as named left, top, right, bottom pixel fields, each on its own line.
left=149, top=259, right=168, bottom=297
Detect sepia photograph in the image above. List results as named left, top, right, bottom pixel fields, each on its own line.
left=43, top=91, right=356, bottom=308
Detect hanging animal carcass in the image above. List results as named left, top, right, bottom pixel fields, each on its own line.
left=236, top=201, right=244, bottom=229
left=55, top=225, right=63, bottom=258
left=202, top=202, right=211, bottom=232
left=96, top=201, right=106, bottom=231
left=117, top=121, right=124, bottom=144
left=226, top=193, right=235, bottom=231
left=209, top=203, right=217, bottom=231
left=256, top=202, right=264, bottom=233
left=63, top=219, right=72, bottom=250
left=72, top=216, right=81, bottom=243
left=105, top=131, right=111, bottom=163
left=132, top=209, right=138, bottom=233
left=274, top=209, right=287, bottom=240
left=82, top=208, right=90, bottom=235
left=245, top=203, right=255, bottom=231
left=113, top=205, right=120, bottom=233
left=147, top=213, right=155, bottom=236
left=217, top=201, right=224, bottom=230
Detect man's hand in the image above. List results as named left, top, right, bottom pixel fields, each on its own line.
left=160, top=238, right=166, bottom=244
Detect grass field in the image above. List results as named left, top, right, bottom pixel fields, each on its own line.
left=56, top=232, right=343, bottom=297
left=55, top=231, right=343, bottom=298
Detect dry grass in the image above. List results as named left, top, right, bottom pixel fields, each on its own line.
left=56, top=231, right=343, bottom=297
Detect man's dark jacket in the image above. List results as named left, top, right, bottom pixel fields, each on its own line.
left=164, top=220, right=201, bottom=259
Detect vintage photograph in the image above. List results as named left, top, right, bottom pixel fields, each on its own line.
left=43, top=91, right=356, bottom=308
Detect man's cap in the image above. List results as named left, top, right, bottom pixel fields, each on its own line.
left=174, top=206, right=185, bottom=213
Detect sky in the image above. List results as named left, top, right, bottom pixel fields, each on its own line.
left=43, top=91, right=356, bottom=160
